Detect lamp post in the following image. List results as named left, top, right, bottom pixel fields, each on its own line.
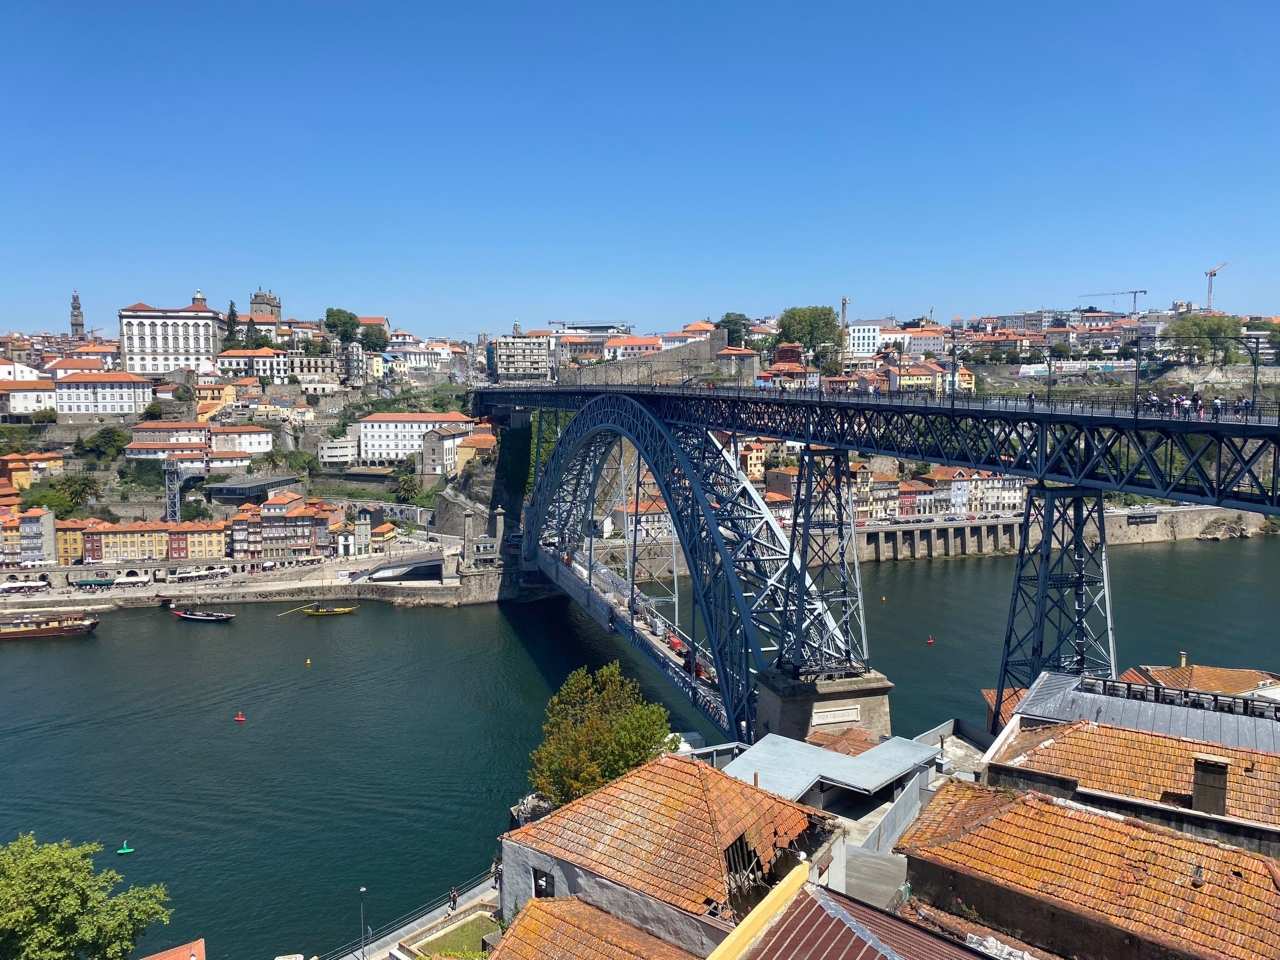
left=359, top=886, right=368, bottom=960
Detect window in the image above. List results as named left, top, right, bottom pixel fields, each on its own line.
left=532, top=868, right=554, bottom=898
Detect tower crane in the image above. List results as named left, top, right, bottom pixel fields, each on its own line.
left=1079, top=289, right=1147, bottom=315
left=1205, top=262, right=1227, bottom=312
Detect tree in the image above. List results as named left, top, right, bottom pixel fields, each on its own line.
left=142, top=401, right=163, bottom=419
left=173, top=384, right=194, bottom=402
left=716, top=312, right=749, bottom=348
left=224, top=300, right=239, bottom=344
left=1166, top=313, right=1244, bottom=364
left=0, top=833, right=170, bottom=960
left=284, top=450, right=319, bottom=476
left=529, top=662, right=679, bottom=805
left=360, top=325, right=389, bottom=353
left=324, top=308, right=360, bottom=343
left=30, top=408, right=57, bottom=423
left=57, top=473, right=102, bottom=511
left=776, top=306, right=840, bottom=355
left=1086, top=347, right=1105, bottom=360
left=181, top=500, right=212, bottom=521
left=1049, top=343, right=1071, bottom=360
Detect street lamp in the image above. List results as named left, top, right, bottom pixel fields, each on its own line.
left=359, top=886, right=368, bottom=960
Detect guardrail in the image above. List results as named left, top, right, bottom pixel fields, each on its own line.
left=477, top=382, right=1280, bottom=427
left=861, top=769, right=930, bottom=855
left=313, top=867, right=493, bottom=960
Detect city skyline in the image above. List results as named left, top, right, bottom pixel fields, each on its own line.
left=2, top=3, right=1278, bottom=336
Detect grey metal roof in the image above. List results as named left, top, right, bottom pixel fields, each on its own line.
left=723, top=733, right=937, bottom=799
left=1016, top=672, right=1280, bottom=752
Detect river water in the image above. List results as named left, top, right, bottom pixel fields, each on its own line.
left=2, top=537, right=1278, bottom=959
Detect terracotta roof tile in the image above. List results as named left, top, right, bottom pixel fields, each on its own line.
left=1122, top=663, right=1280, bottom=696
left=504, top=755, right=828, bottom=920
left=490, top=898, right=695, bottom=960
left=360, top=411, right=473, bottom=423
left=138, top=939, right=206, bottom=960
left=896, top=781, right=1280, bottom=960
left=805, top=726, right=881, bottom=758
left=981, top=687, right=1028, bottom=727
left=993, top=720, right=1280, bottom=827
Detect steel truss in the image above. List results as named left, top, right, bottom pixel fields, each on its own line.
left=163, top=461, right=207, bottom=521
left=782, top=446, right=869, bottom=675
left=991, top=484, right=1116, bottom=732
left=524, top=394, right=851, bottom=741
left=482, top=387, right=1280, bottom=514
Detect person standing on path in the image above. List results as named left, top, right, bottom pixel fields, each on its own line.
left=449, top=887, right=459, bottom=913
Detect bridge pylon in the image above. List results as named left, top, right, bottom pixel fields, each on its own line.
left=991, top=484, right=1117, bottom=732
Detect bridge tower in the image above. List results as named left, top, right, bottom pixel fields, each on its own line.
left=756, top=445, right=892, bottom=743
left=990, top=484, right=1117, bottom=732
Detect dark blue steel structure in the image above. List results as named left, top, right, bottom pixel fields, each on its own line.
left=477, top=384, right=1280, bottom=738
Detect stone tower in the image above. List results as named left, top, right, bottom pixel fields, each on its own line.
left=70, top=290, right=85, bottom=338
left=250, top=287, right=282, bottom=322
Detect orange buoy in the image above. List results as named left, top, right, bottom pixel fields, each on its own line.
left=926, top=635, right=936, bottom=646
left=234, top=711, right=247, bottom=723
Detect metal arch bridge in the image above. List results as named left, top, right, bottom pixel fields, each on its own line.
left=477, top=383, right=1280, bottom=741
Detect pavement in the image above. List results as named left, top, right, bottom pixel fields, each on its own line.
left=329, top=876, right=497, bottom=960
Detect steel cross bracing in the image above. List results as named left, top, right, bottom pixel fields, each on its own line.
left=523, top=394, right=853, bottom=741
left=163, top=461, right=206, bottom=522
left=477, top=386, right=1280, bottom=515
left=991, top=485, right=1116, bottom=733
left=782, top=446, right=869, bottom=674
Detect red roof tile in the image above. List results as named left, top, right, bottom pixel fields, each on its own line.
left=490, top=898, right=695, bottom=960
left=504, top=755, right=829, bottom=921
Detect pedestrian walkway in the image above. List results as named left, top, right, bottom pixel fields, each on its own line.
left=323, top=872, right=496, bottom=960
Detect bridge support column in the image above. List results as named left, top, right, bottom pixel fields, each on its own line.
left=991, top=484, right=1117, bottom=732
left=755, top=669, right=894, bottom=741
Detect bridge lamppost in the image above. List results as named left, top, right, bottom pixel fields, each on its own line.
left=359, top=885, right=368, bottom=960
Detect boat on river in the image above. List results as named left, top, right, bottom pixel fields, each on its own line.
left=302, top=604, right=359, bottom=616
left=0, top=614, right=99, bottom=641
left=172, top=609, right=236, bottom=623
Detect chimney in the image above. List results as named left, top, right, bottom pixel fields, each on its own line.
left=1192, top=754, right=1229, bottom=816
left=1179, top=650, right=1189, bottom=668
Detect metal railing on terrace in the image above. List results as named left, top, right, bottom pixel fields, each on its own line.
left=477, top=382, right=1280, bottom=427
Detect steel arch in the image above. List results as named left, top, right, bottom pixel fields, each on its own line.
left=524, top=395, right=853, bottom=741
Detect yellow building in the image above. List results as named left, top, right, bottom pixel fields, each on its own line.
left=84, top=521, right=170, bottom=563
left=169, top=521, right=229, bottom=560
left=0, top=451, right=65, bottom=491
left=456, top=432, right=498, bottom=472
left=54, top=518, right=99, bottom=565
left=366, top=353, right=385, bottom=380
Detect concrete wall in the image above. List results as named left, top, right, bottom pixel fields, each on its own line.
left=561, top=330, right=729, bottom=386
left=499, top=838, right=730, bottom=957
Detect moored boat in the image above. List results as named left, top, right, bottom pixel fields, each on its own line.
left=302, top=604, right=358, bottom=616
left=0, top=614, right=99, bottom=641
left=172, top=609, right=236, bottom=623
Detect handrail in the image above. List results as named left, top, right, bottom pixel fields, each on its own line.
left=475, top=382, right=1280, bottom=427
left=313, top=867, right=494, bottom=960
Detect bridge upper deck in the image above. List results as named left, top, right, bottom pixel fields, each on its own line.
left=476, top=383, right=1280, bottom=515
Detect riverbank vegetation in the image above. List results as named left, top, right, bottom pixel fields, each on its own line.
left=529, top=662, right=679, bottom=805
left=0, top=833, right=171, bottom=960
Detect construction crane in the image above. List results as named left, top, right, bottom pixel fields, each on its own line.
left=1205, top=262, right=1227, bottom=312
left=1079, top=289, right=1147, bottom=315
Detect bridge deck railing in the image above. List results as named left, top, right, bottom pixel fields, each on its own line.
left=478, top=382, right=1280, bottom=427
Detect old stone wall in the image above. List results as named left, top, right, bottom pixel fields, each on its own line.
left=560, top=330, right=729, bottom=386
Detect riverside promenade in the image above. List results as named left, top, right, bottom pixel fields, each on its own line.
left=318, top=871, right=496, bottom=960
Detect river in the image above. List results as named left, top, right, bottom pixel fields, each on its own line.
left=1, top=536, right=1278, bottom=959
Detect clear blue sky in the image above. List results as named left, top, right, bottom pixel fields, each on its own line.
left=2, top=2, right=1277, bottom=339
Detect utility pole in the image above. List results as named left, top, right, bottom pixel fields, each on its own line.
left=1205, top=263, right=1227, bottom=312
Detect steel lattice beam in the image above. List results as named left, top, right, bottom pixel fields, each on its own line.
left=991, top=484, right=1116, bottom=732
left=524, top=394, right=852, bottom=741
left=478, top=386, right=1280, bottom=515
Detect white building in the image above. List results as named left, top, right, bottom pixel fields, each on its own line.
left=0, top=380, right=57, bottom=415
left=0, top=357, right=40, bottom=381
left=55, top=372, right=152, bottom=416
left=491, top=335, right=553, bottom=381
left=216, top=348, right=288, bottom=381
left=603, top=336, right=662, bottom=362
left=210, top=425, right=274, bottom=454
left=357, top=411, right=474, bottom=465
left=119, top=290, right=223, bottom=374
left=319, top=435, right=358, bottom=468
left=844, top=323, right=882, bottom=358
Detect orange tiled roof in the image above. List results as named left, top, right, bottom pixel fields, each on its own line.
left=1119, top=663, right=1280, bottom=695
left=806, top=726, right=881, bottom=758
left=459, top=433, right=497, bottom=449
left=138, top=939, right=206, bottom=960
left=980, top=687, right=1027, bottom=727
left=360, top=411, right=473, bottom=423
left=57, top=371, right=149, bottom=383
left=896, top=781, right=1280, bottom=960
left=490, top=897, right=695, bottom=960
left=503, top=755, right=826, bottom=920
left=992, top=720, right=1280, bottom=827
left=133, top=421, right=206, bottom=431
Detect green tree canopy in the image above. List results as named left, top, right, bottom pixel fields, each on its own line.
left=361, top=325, right=389, bottom=353
left=180, top=499, right=212, bottom=521
left=529, top=662, right=679, bottom=805
left=324, top=308, right=360, bottom=343
left=224, top=300, right=239, bottom=343
left=0, top=834, right=170, bottom=960
left=78, top=427, right=130, bottom=461
left=716, top=312, right=749, bottom=348
left=1166, top=313, right=1244, bottom=364
left=776, top=305, right=840, bottom=354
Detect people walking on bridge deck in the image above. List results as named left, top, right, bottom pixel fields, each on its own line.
left=1213, top=396, right=1224, bottom=420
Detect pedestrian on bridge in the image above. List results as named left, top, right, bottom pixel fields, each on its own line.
left=449, top=886, right=459, bottom=913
